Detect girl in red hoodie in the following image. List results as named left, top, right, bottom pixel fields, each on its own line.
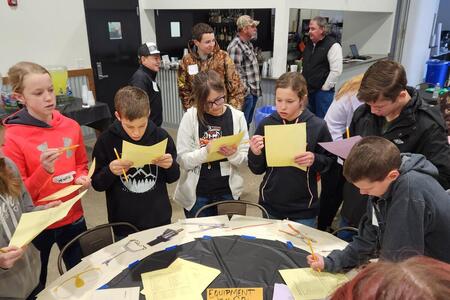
left=3, top=62, right=90, bottom=291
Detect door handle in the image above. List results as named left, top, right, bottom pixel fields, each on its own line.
left=96, top=62, right=109, bottom=80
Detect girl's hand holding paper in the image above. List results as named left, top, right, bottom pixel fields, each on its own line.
left=294, top=151, right=315, bottom=168
left=250, top=135, right=265, bottom=156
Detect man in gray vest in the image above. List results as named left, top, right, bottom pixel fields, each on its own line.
left=302, top=16, right=342, bottom=118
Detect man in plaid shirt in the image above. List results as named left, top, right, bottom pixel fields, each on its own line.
left=227, top=15, right=262, bottom=127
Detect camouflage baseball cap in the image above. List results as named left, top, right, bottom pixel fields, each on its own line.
left=236, top=15, right=260, bottom=30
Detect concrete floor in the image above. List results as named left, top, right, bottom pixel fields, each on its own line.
left=46, top=127, right=264, bottom=284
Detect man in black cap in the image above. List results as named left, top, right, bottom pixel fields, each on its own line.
left=129, top=42, right=163, bottom=126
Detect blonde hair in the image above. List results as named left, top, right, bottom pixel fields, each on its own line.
left=0, top=124, right=21, bottom=198
left=7, top=61, right=50, bottom=94
left=335, top=74, right=364, bottom=101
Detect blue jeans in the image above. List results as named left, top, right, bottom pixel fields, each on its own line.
left=32, top=217, right=87, bottom=289
left=337, top=216, right=358, bottom=242
left=184, top=194, right=234, bottom=218
left=243, top=94, right=259, bottom=126
left=268, top=213, right=317, bottom=228
left=308, top=89, right=334, bottom=118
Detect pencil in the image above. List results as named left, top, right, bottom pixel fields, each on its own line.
left=0, top=248, right=6, bottom=253
left=59, top=144, right=79, bottom=152
left=113, top=148, right=129, bottom=182
left=308, top=239, right=321, bottom=272
left=346, top=127, right=350, bottom=139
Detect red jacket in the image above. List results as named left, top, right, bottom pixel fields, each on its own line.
left=3, top=109, right=88, bottom=228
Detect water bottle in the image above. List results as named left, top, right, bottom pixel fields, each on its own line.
left=432, top=83, right=440, bottom=100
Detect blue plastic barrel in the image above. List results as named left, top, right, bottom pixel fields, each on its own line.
left=254, top=105, right=277, bottom=128
left=425, top=59, right=449, bottom=87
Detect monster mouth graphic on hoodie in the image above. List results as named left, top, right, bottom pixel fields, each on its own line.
left=120, top=164, right=158, bottom=193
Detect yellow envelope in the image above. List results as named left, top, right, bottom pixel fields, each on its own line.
left=9, top=190, right=87, bottom=247
left=279, top=268, right=348, bottom=300
left=206, top=131, right=245, bottom=163
left=264, top=123, right=307, bottom=171
left=121, top=139, right=168, bottom=168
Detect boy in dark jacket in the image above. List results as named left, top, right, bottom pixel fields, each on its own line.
left=129, top=42, right=163, bottom=126
left=308, top=137, right=450, bottom=272
left=92, top=86, right=179, bottom=236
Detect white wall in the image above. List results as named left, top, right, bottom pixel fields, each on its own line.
left=341, top=11, right=393, bottom=57
left=401, top=0, right=440, bottom=86
left=0, top=1, right=91, bottom=75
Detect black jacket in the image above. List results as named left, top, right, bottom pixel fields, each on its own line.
left=129, top=65, right=163, bottom=126
left=302, top=35, right=337, bottom=92
left=91, top=120, right=179, bottom=233
left=248, top=109, right=335, bottom=219
left=342, top=87, right=450, bottom=225
left=325, top=154, right=450, bottom=272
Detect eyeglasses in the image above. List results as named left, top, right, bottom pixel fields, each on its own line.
left=206, top=95, right=225, bottom=108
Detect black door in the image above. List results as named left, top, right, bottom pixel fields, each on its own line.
left=84, top=0, right=141, bottom=116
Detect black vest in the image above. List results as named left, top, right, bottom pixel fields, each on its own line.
left=302, top=35, right=337, bottom=93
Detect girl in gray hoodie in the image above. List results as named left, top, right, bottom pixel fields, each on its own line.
left=0, top=123, right=59, bottom=299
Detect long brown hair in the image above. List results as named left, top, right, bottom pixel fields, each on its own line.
left=331, top=256, right=450, bottom=300
left=192, top=70, right=225, bottom=125
left=0, top=123, right=21, bottom=198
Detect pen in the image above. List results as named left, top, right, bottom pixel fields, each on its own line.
left=308, top=238, right=321, bottom=272
left=346, top=127, right=350, bottom=139
left=113, top=148, right=129, bottom=182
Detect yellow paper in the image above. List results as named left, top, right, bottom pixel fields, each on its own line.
left=206, top=287, right=263, bottom=300
left=279, top=268, right=348, bottom=300
left=264, top=123, right=307, bottom=171
left=37, top=185, right=83, bottom=202
left=87, top=158, right=96, bottom=178
left=206, top=131, right=245, bottom=162
left=121, top=139, right=168, bottom=168
left=9, top=190, right=87, bottom=247
left=141, top=258, right=220, bottom=300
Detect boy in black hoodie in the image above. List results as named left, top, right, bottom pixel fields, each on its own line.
left=129, top=42, right=163, bottom=126
left=248, top=72, right=334, bottom=227
left=92, top=86, right=180, bottom=236
left=308, top=137, right=450, bottom=272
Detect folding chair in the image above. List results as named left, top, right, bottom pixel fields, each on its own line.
left=57, top=222, right=138, bottom=274
left=194, top=200, right=269, bottom=219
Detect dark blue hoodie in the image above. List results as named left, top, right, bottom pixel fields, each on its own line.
left=325, top=153, right=450, bottom=272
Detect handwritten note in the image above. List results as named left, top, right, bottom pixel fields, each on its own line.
left=141, top=258, right=220, bottom=300
left=9, top=190, right=87, bottom=247
left=207, top=287, right=263, bottom=300
left=121, top=138, right=167, bottom=168
left=206, top=131, right=245, bottom=162
left=264, top=123, right=307, bottom=171
left=279, top=268, right=348, bottom=300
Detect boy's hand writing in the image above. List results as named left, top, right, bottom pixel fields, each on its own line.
left=307, top=253, right=325, bottom=271
left=249, top=135, right=264, bottom=155
left=294, top=151, right=315, bottom=167
left=109, top=159, right=133, bottom=176
left=152, top=154, right=173, bottom=169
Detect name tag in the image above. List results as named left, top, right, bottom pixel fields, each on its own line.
left=188, top=64, right=199, bottom=75
left=152, top=81, right=159, bottom=92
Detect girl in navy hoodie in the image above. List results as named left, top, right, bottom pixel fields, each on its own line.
left=248, top=72, right=334, bottom=227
